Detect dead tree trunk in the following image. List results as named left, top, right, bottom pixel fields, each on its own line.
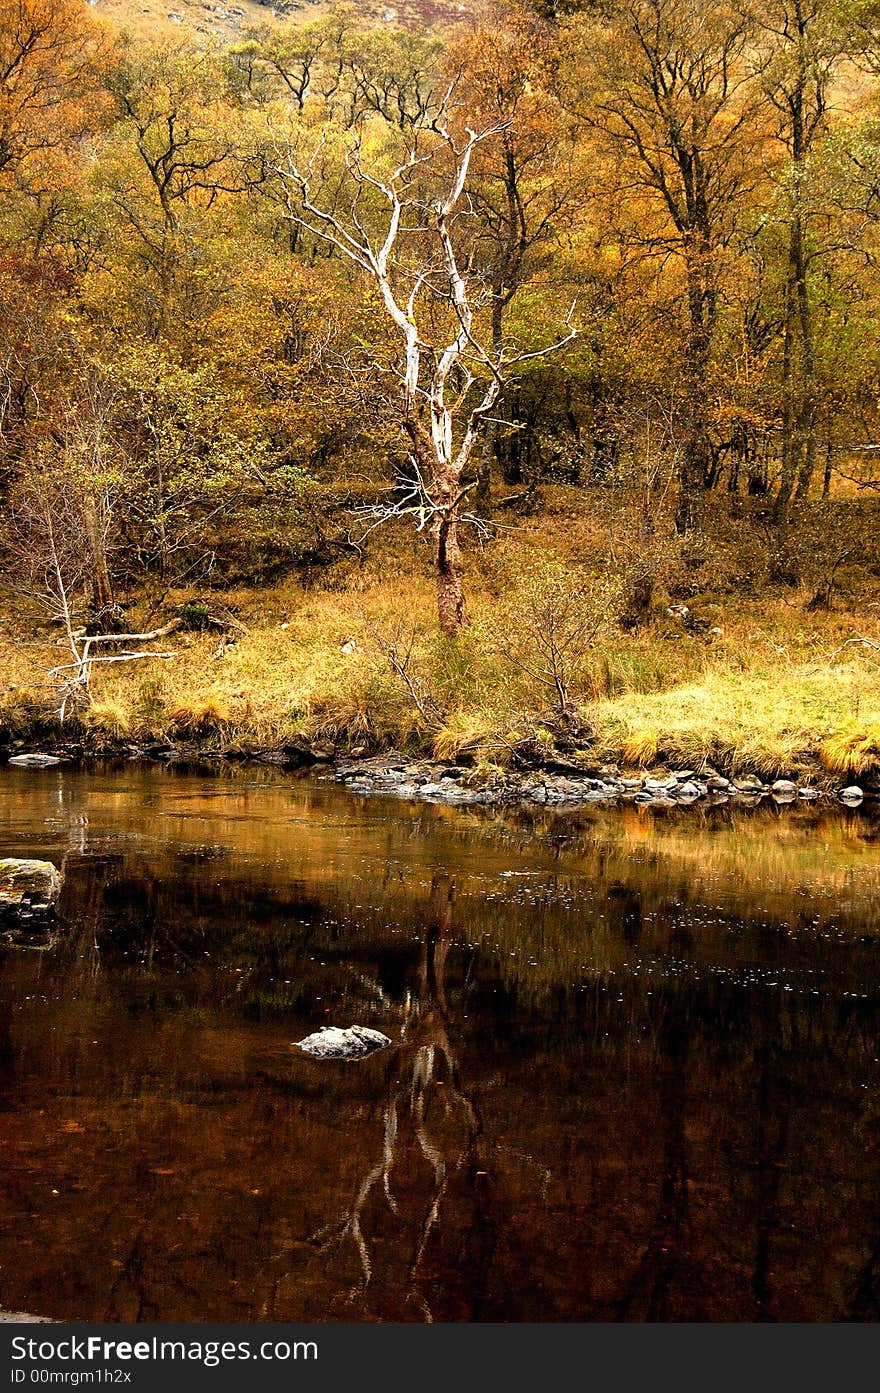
left=276, top=106, right=574, bottom=635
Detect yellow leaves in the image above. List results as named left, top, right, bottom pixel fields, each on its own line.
left=0, top=0, right=110, bottom=191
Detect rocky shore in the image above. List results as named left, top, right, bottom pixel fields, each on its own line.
left=0, top=736, right=877, bottom=811
left=333, top=754, right=876, bottom=810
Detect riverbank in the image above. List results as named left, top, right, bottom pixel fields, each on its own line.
left=2, top=495, right=879, bottom=797
left=1, top=741, right=878, bottom=812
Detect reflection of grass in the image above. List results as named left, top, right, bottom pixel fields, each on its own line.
left=8, top=766, right=876, bottom=998
left=460, top=803, right=880, bottom=1001
left=590, top=803, right=880, bottom=901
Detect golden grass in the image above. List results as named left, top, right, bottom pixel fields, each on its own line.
left=619, top=729, right=661, bottom=768
left=83, top=698, right=130, bottom=737
left=1, top=491, right=879, bottom=783
left=167, top=695, right=232, bottom=738
left=0, top=689, right=54, bottom=736
left=432, top=711, right=499, bottom=762
left=820, top=726, right=880, bottom=777
left=594, top=659, right=879, bottom=778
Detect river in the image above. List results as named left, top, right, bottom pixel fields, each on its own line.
left=1, top=764, right=879, bottom=1322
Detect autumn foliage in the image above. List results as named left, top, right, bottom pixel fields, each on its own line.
left=0, top=0, right=878, bottom=639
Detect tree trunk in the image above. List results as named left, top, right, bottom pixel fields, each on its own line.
left=82, top=491, right=114, bottom=618
left=792, top=212, right=817, bottom=502
left=474, top=297, right=504, bottom=510
left=774, top=204, right=815, bottom=522
left=500, top=391, right=524, bottom=484
left=433, top=510, right=465, bottom=636
left=406, top=417, right=467, bottom=636
left=675, top=248, right=714, bottom=534
left=822, top=438, right=833, bottom=498
left=675, top=431, right=709, bottom=534
left=774, top=265, right=798, bottom=525
left=777, top=48, right=817, bottom=512
left=475, top=419, right=497, bottom=512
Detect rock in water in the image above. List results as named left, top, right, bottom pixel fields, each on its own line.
left=840, top=785, right=864, bottom=803
left=295, top=1025, right=391, bottom=1060
left=771, top=779, right=798, bottom=796
left=0, top=858, right=63, bottom=914
left=674, top=781, right=701, bottom=800
left=7, top=754, right=62, bottom=768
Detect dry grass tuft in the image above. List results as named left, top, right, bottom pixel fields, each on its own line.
left=84, top=698, right=130, bottom=736
left=0, top=689, right=55, bottom=736
left=308, top=664, right=420, bottom=750
left=819, top=726, right=880, bottom=776
left=167, top=696, right=231, bottom=737
left=619, top=728, right=661, bottom=767
left=432, top=712, right=497, bottom=763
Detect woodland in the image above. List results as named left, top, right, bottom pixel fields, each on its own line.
left=1, top=0, right=880, bottom=783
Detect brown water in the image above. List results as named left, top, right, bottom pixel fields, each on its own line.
left=1, top=765, right=880, bottom=1323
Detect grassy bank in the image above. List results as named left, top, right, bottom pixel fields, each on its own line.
left=2, top=491, right=879, bottom=787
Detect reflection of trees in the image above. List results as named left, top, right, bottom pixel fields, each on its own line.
left=751, top=1035, right=791, bottom=1323
left=300, top=874, right=497, bottom=1321
left=7, top=788, right=880, bottom=1322
left=615, top=1001, right=703, bottom=1321
left=607, top=883, right=642, bottom=948
left=614, top=991, right=798, bottom=1322
left=103, top=1227, right=159, bottom=1323
left=849, top=1238, right=880, bottom=1321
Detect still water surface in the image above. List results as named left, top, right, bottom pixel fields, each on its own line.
left=1, top=765, right=880, bottom=1322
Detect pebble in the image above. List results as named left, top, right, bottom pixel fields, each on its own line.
left=771, top=779, right=798, bottom=795
left=295, top=1025, right=391, bottom=1060
left=675, top=781, right=701, bottom=799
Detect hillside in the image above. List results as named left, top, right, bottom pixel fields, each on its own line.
left=1, top=0, right=879, bottom=796
left=90, top=0, right=468, bottom=41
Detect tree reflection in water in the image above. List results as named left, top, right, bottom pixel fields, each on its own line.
left=615, top=1003, right=700, bottom=1320
left=282, top=874, right=495, bottom=1322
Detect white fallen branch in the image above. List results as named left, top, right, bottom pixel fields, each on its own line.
left=47, top=619, right=184, bottom=719
left=827, top=637, right=880, bottom=664
left=48, top=651, right=178, bottom=675
left=72, top=619, right=182, bottom=648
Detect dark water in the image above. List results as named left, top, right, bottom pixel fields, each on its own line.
left=1, top=766, right=880, bottom=1323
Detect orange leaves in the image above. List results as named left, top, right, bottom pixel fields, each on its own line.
left=0, top=0, right=111, bottom=189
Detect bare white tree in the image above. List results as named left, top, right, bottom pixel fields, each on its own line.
left=271, top=100, right=576, bottom=635
left=5, top=447, right=178, bottom=720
